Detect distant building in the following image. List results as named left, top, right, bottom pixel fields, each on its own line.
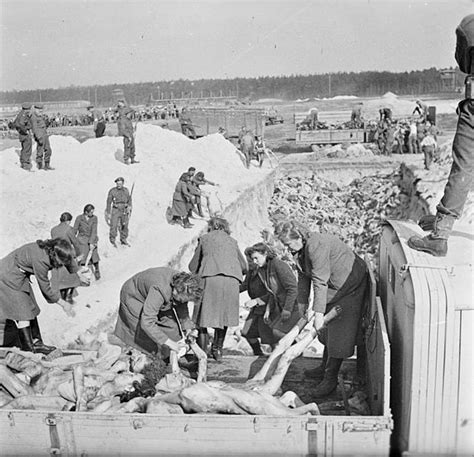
left=439, top=68, right=458, bottom=92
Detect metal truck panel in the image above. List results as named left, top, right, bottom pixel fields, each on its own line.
left=379, top=219, right=473, bottom=456
left=296, top=129, right=365, bottom=145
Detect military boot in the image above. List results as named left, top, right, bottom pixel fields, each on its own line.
left=313, top=357, right=343, bottom=397
left=183, top=217, right=193, bottom=229
left=408, top=213, right=454, bottom=257
left=248, top=340, right=264, bottom=356
left=210, top=327, right=227, bottom=362
left=43, top=162, right=55, bottom=171
left=304, top=346, right=328, bottom=379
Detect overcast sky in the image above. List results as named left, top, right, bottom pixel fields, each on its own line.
left=0, top=0, right=472, bottom=91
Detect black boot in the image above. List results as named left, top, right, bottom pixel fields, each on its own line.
left=304, top=346, right=328, bottom=378
left=197, top=203, right=204, bottom=218
left=18, top=325, right=35, bottom=352
left=211, top=327, right=227, bottom=362
left=0, top=320, right=21, bottom=348
left=183, top=217, right=193, bottom=229
left=407, top=234, right=448, bottom=257
left=93, top=263, right=101, bottom=280
left=30, top=318, right=56, bottom=355
left=248, top=340, right=263, bottom=356
left=313, top=357, right=343, bottom=397
left=197, top=332, right=209, bottom=352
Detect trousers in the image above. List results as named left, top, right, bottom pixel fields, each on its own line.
left=109, top=208, right=129, bottom=243
left=123, top=136, right=135, bottom=160
left=36, top=135, right=52, bottom=164
left=19, top=134, right=32, bottom=167
left=437, top=99, right=474, bottom=221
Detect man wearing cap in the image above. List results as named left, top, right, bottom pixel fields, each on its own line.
left=106, top=177, right=132, bottom=247
left=117, top=107, right=138, bottom=165
left=30, top=103, right=53, bottom=170
left=87, top=105, right=106, bottom=138
left=12, top=103, right=33, bottom=170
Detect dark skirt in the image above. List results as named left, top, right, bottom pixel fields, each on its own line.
left=241, top=305, right=275, bottom=345
left=322, top=256, right=368, bottom=359
left=193, top=275, right=239, bottom=328
left=77, top=239, right=100, bottom=264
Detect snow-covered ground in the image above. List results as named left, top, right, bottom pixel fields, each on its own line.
left=0, top=124, right=272, bottom=348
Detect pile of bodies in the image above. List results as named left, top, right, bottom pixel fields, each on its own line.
left=269, top=172, right=408, bottom=264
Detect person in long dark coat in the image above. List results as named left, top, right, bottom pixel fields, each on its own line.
left=73, top=204, right=101, bottom=280
left=276, top=220, right=369, bottom=397
left=189, top=217, right=247, bottom=361
left=51, top=212, right=82, bottom=303
left=0, top=239, right=78, bottom=354
left=113, top=268, right=202, bottom=360
left=240, top=247, right=274, bottom=356
left=245, top=242, right=303, bottom=342
left=170, top=173, right=193, bottom=228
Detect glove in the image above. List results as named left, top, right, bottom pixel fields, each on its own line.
left=280, top=309, right=291, bottom=322
left=418, top=214, right=436, bottom=231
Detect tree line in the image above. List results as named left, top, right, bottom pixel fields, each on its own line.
left=0, top=68, right=463, bottom=106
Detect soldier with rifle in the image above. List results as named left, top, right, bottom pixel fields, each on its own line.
left=12, top=102, right=33, bottom=171
left=106, top=177, right=133, bottom=247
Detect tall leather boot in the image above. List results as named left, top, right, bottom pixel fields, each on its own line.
left=211, top=327, right=227, bottom=362
left=30, top=318, right=56, bottom=355
left=304, top=346, right=328, bottom=378
left=93, top=262, right=101, bottom=280
left=248, top=340, right=263, bottom=356
left=18, top=325, right=35, bottom=353
left=196, top=203, right=204, bottom=218
left=197, top=332, right=209, bottom=352
left=0, top=320, right=20, bottom=348
left=313, top=357, right=343, bottom=397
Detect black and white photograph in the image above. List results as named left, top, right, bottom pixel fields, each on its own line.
left=0, top=1, right=473, bottom=455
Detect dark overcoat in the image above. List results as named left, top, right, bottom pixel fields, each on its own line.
left=73, top=214, right=100, bottom=264
left=189, top=230, right=247, bottom=328
left=256, top=257, right=303, bottom=337
left=296, top=233, right=368, bottom=359
left=114, top=267, right=195, bottom=356
left=171, top=180, right=192, bottom=218
left=50, top=223, right=81, bottom=290
left=0, top=242, right=61, bottom=320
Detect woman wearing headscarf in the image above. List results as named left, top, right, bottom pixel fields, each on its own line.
left=114, top=268, right=203, bottom=360
left=51, top=211, right=82, bottom=303
left=170, top=173, right=194, bottom=228
left=189, top=217, right=247, bottom=361
left=244, top=242, right=303, bottom=344
left=275, top=220, right=368, bottom=397
left=0, top=238, right=78, bottom=354
left=73, top=204, right=101, bottom=280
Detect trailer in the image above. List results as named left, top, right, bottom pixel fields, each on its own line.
left=296, top=128, right=366, bottom=146
left=379, top=220, right=473, bottom=456
left=0, top=261, right=392, bottom=456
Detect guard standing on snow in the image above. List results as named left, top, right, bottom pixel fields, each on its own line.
left=117, top=107, right=138, bottom=165
left=106, top=177, right=132, bottom=247
left=30, top=103, right=54, bottom=170
left=12, top=102, right=33, bottom=171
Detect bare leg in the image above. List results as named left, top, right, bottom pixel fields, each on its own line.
left=188, top=340, right=207, bottom=383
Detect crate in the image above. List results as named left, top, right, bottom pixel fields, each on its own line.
left=379, top=220, right=473, bottom=456
left=0, top=273, right=392, bottom=456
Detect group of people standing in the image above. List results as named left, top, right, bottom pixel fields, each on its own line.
left=12, top=102, right=54, bottom=171
left=112, top=215, right=369, bottom=398
left=169, top=167, right=217, bottom=228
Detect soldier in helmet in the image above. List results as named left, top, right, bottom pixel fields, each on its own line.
left=31, top=103, right=54, bottom=170
left=12, top=102, right=33, bottom=171
left=105, top=177, right=132, bottom=247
